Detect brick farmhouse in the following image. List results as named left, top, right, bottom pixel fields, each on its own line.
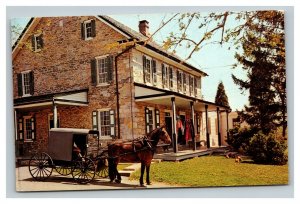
left=12, top=15, right=231, bottom=157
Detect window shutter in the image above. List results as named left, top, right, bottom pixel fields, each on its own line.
left=91, top=59, right=97, bottom=85
left=145, top=107, right=150, bottom=134
left=17, top=73, right=23, bottom=96
left=177, top=70, right=180, bottom=92
left=31, top=35, right=35, bottom=51
left=109, top=110, right=116, bottom=137
left=91, top=20, right=96, bottom=37
left=29, top=71, right=34, bottom=95
left=162, top=64, right=165, bottom=88
left=81, top=22, right=85, bottom=40
left=169, top=68, right=173, bottom=88
left=183, top=73, right=186, bottom=93
left=152, top=59, right=157, bottom=85
left=107, top=55, right=114, bottom=82
left=17, top=118, right=24, bottom=140
left=155, top=109, right=160, bottom=128
left=39, top=34, right=44, bottom=48
left=92, top=111, right=98, bottom=131
left=31, top=117, right=36, bottom=140
left=142, top=56, right=146, bottom=83
left=194, top=78, right=198, bottom=96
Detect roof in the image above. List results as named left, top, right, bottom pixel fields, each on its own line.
left=98, top=15, right=208, bottom=76
left=12, top=15, right=207, bottom=76
left=50, top=128, right=99, bottom=135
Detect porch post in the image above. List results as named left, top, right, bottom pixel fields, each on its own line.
left=171, top=97, right=178, bottom=153
left=226, top=110, right=229, bottom=141
left=190, top=101, right=196, bottom=151
left=217, top=107, right=221, bottom=147
left=205, top=105, right=210, bottom=148
left=53, top=100, right=58, bottom=128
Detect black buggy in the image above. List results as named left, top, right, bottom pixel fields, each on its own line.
left=28, top=128, right=108, bottom=184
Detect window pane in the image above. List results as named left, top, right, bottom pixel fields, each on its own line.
left=25, top=118, right=32, bottom=140
left=100, top=111, right=111, bottom=136
left=145, top=59, right=151, bottom=83
left=97, top=58, right=108, bottom=83
left=23, top=72, right=31, bottom=95
left=85, top=22, right=92, bottom=38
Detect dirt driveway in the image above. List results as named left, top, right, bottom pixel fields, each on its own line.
left=16, top=166, right=172, bottom=192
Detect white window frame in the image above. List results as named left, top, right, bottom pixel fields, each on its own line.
left=95, top=55, right=110, bottom=86
left=162, top=63, right=170, bottom=89
left=144, top=55, right=153, bottom=85
left=21, top=70, right=32, bottom=97
left=98, top=108, right=114, bottom=139
left=23, top=116, right=34, bottom=142
left=189, top=75, right=195, bottom=97
left=177, top=70, right=183, bottom=93
left=146, top=107, right=155, bottom=134
left=83, top=20, right=93, bottom=41
left=33, top=34, right=42, bottom=52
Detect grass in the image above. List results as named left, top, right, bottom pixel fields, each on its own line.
left=129, top=156, right=289, bottom=187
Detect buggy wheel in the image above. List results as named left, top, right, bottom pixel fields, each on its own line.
left=28, top=152, right=53, bottom=181
left=95, top=151, right=109, bottom=178
left=55, top=165, right=72, bottom=176
left=72, top=157, right=96, bottom=184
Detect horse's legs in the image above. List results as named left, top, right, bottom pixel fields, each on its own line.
left=140, top=163, right=145, bottom=186
left=146, top=165, right=151, bottom=185
left=108, top=158, right=116, bottom=182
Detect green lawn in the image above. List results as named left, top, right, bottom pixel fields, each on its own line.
left=129, top=156, right=289, bottom=187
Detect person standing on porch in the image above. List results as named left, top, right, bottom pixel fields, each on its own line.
left=176, top=116, right=184, bottom=145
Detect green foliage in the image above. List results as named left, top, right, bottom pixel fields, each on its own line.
left=247, top=131, right=288, bottom=165
left=129, top=156, right=288, bottom=187
left=227, top=127, right=257, bottom=153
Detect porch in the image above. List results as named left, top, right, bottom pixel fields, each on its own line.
left=134, top=83, right=231, bottom=154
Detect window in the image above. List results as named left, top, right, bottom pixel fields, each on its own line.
left=81, top=20, right=96, bottom=40
left=142, top=55, right=157, bottom=85
left=145, top=108, right=160, bottom=134
left=194, top=77, right=198, bottom=97
left=31, top=34, right=43, bottom=52
left=92, top=109, right=115, bottom=137
left=17, top=116, right=36, bottom=141
left=91, top=55, right=113, bottom=85
left=17, top=71, right=34, bottom=97
left=177, top=70, right=183, bottom=93
left=189, top=75, right=194, bottom=96
left=183, top=72, right=187, bottom=94
left=162, top=64, right=169, bottom=89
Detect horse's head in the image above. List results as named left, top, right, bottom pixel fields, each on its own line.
left=158, top=125, right=172, bottom=144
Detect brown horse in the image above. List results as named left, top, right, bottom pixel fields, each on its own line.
left=107, top=125, right=171, bottom=186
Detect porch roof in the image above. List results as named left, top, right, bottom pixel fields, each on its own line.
left=134, top=83, right=230, bottom=112
left=14, top=89, right=89, bottom=110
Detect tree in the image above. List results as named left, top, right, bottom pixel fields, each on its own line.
left=231, top=11, right=286, bottom=137
left=215, top=81, right=230, bottom=108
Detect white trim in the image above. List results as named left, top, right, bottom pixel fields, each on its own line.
left=54, top=101, right=88, bottom=106
left=135, top=95, right=173, bottom=102
left=83, top=20, right=93, bottom=41
left=95, top=16, right=131, bottom=39
left=14, top=102, right=52, bottom=109
left=33, top=33, right=42, bottom=52
left=12, top=19, right=36, bottom=53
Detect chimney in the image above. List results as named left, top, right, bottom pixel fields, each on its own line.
left=139, top=20, right=150, bottom=37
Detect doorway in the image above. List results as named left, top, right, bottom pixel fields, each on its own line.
left=164, top=111, right=172, bottom=139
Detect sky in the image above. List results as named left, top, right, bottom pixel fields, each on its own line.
left=11, top=13, right=249, bottom=111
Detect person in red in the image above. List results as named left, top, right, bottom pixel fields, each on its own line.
left=176, top=116, right=184, bottom=145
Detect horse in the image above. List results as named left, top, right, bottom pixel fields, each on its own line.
left=107, top=125, right=172, bottom=186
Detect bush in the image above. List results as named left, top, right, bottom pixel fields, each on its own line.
left=246, top=131, right=288, bottom=165
left=226, top=127, right=257, bottom=153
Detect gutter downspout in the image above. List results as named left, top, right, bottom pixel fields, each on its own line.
left=115, top=44, right=136, bottom=139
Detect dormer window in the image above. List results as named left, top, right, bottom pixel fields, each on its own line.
left=31, top=34, right=43, bottom=52
left=81, top=19, right=96, bottom=40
